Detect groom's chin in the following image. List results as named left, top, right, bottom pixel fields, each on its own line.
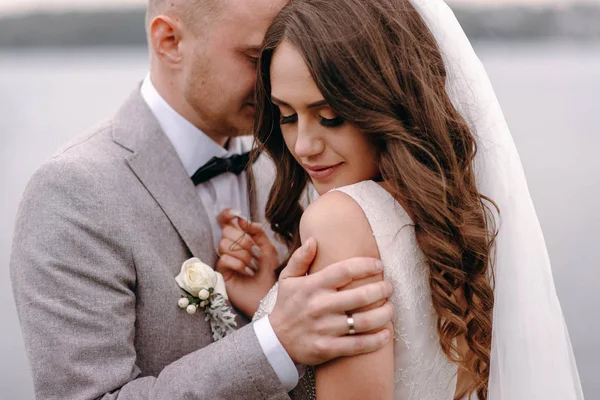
left=230, top=113, right=255, bottom=137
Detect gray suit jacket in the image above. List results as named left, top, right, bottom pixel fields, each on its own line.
left=10, top=89, right=290, bottom=400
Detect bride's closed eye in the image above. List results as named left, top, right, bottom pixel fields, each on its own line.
left=280, top=113, right=298, bottom=125
left=320, top=115, right=345, bottom=128
left=279, top=113, right=345, bottom=128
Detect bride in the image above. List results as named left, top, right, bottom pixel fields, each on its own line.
left=217, top=0, right=584, bottom=398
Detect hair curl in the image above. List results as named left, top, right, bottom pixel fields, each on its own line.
left=253, top=0, right=497, bottom=397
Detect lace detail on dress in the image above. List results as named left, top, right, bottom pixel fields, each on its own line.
left=253, top=180, right=457, bottom=399
left=253, top=282, right=279, bottom=322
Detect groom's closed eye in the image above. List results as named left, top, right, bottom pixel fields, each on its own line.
left=246, top=54, right=259, bottom=65
left=239, top=45, right=261, bottom=65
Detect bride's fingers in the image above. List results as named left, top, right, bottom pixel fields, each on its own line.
left=217, top=208, right=244, bottom=229
left=216, top=254, right=256, bottom=277
left=222, top=225, right=261, bottom=258
left=237, top=218, right=267, bottom=237
left=218, top=238, right=259, bottom=271
left=237, top=219, right=278, bottom=251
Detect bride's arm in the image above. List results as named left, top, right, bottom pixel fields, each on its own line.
left=300, top=191, right=394, bottom=400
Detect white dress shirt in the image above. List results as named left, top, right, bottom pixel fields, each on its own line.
left=140, top=76, right=298, bottom=391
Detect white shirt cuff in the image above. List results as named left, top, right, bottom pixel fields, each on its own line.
left=253, top=315, right=299, bottom=392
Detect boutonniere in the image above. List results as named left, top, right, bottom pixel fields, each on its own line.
left=175, top=258, right=237, bottom=341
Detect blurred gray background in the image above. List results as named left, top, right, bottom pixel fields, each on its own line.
left=1, top=0, right=599, bottom=399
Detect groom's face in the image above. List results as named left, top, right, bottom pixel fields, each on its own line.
left=182, top=0, right=288, bottom=138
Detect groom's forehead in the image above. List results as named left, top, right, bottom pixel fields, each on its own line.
left=224, top=0, right=288, bottom=24
left=217, top=0, right=288, bottom=45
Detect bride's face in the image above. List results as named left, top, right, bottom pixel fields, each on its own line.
left=270, top=41, right=379, bottom=195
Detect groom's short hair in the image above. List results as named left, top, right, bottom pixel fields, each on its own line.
left=146, top=0, right=224, bottom=35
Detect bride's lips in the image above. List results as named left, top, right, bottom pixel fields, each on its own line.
left=304, top=163, right=342, bottom=180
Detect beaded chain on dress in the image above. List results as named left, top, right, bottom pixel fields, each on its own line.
left=253, top=180, right=457, bottom=399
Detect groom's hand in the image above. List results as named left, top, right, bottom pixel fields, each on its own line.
left=269, top=238, right=394, bottom=366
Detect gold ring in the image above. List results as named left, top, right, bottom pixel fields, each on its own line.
left=347, top=315, right=356, bottom=335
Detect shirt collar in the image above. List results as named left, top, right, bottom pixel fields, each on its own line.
left=140, top=74, right=242, bottom=177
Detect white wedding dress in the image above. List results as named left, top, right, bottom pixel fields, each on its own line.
left=254, top=180, right=459, bottom=400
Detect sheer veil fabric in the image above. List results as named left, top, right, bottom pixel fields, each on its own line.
left=410, top=0, right=584, bottom=398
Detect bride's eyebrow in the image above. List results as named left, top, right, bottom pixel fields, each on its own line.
left=271, top=97, right=328, bottom=110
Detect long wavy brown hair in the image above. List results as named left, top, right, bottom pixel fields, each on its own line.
left=252, top=0, right=497, bottom=397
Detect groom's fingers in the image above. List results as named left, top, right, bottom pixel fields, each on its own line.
left=279, top=238, right=317, bottom=280
left=314, top=258, right=384, bottom=289
left=338, top=302, right=394, bottom=335
left=316, top=302, right=393, bottom=336
left=326, top=329, right=392, bottom=359
left=326, top=281, right=393, bottom=313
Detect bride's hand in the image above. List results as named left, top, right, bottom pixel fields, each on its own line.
left=215, top=209, right=280, bottom=318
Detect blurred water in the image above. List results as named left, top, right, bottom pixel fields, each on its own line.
left=0, top=43, right=598, bottom=399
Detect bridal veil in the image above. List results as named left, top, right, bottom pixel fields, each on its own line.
left=410, top=1, right=585, bottom=398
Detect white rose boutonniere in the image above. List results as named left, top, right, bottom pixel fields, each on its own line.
left=176, top=258, right=236, bottom=341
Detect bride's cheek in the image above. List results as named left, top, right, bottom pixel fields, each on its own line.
left=282, top=133, right=297, bottom=156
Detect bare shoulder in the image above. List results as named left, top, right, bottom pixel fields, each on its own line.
left=300, top=190, right=370, bottom=244
left=300, top=190, right=380, bottom=274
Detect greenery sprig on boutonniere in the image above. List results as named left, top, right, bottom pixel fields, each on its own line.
left=175, top=258, right=237, bottom=341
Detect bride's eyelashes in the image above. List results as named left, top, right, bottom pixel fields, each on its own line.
left=319, top=116, right=345, bottom=128
left=279, top=113, right=345, bottom=128
left=280, top=113, right=298, bottom=125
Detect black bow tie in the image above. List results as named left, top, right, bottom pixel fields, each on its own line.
left=191, top=152, right=254, bottom=185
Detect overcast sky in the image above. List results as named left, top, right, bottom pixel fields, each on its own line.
left=0, top=0, right=594, bottom=15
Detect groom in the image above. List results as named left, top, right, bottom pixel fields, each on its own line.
left=9, top=0, right=394, bottom=399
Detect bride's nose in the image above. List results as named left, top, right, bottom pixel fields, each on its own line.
left=294, top=122, right=324, bottom=158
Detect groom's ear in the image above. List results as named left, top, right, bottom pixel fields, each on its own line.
left=148, top=15, right=184, bottom=68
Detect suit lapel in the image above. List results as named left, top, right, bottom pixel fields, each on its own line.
left=112, top=89, right=215, bottom=264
